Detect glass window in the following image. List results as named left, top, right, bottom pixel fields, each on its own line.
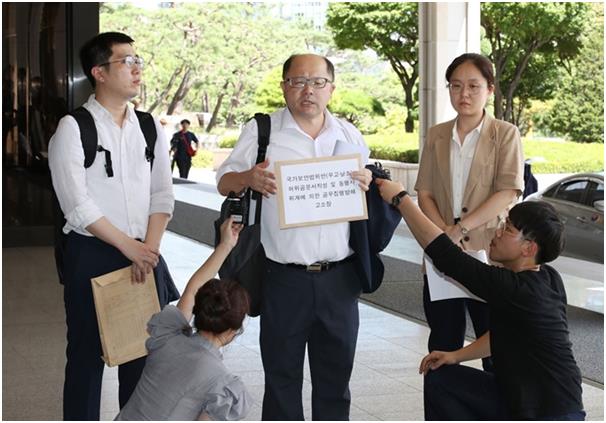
left=553, top=180, right=588, bottom=204
left=543, top=185, right=558, bottom=198
left=586, top=181, right=604, bottom=207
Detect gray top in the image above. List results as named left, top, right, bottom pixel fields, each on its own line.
left=115, top=305, right=251, bottom=421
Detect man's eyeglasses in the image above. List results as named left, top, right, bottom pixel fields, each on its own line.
left=284, top=77, right=333, bottom=89
left=98, top=55, right=144, bottom=69
left=447, top=82, right=486, bottom=95
left=496, top=218, right=532, bottom=241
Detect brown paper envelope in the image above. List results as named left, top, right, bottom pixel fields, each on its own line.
left=91, top=266, right=160, bottom=367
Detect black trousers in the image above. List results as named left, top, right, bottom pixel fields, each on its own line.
left=260, top=260, right=361, bottom=421
left=424, top=365, right=586, bottom=421
left=62, top=233, right=148, bottom=420
left=422, top=275, right=493, bottom=372
left=176, top=156, right=192, bottom=179
left=424, top=364, right=507, bottom=420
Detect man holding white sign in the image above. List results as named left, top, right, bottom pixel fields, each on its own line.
left=217, top=54, right=371, bottom=420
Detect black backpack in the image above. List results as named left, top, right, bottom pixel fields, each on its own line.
left=52, top=107, right=157, bottom=284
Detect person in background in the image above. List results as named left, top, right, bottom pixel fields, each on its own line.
left=171, top=118, right=199, bottom=179
left=414, top=53, right=524, bottom=377
left=117, top=217, right=252, bottom=421
left=376, top=178, right=585, bottom=421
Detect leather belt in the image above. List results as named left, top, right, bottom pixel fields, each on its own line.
left=268, top=256, right=355, bottom=273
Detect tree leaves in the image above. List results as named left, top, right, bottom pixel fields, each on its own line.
left=101, top=3, right=307, bottom=128
left=481, top=2, right=591, bottom=123
left=326, top=2, right=418, bottom=132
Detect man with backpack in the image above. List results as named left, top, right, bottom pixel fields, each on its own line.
left=48, top=32, right=174, bottom=420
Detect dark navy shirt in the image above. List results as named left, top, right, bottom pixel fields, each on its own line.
left=171, top=131, right=199, bottom=160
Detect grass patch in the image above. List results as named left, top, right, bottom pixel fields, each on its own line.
left=366, top=131, right=603, bottom=173
left=522, top=139, right=604, bottom=174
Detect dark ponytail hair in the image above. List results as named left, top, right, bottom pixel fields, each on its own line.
left=192, top=278, right=249, bottom=334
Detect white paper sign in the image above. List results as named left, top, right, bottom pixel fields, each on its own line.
left=425, top=250, right=488, bottom=302
left=275, top=154, right=368, bottom=229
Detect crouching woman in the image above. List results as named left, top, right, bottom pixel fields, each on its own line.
left=117, top=217, right=252, bottom=420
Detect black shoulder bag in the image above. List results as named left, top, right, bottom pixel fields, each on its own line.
left=213, top=113, right=270, bottom=317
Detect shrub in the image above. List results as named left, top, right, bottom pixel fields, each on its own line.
left=218, top=135, right=238, bottom=148
left=364, top=131, right=419, bottom=162
left=191, top=150, right=213, bottom=168
left=365, top=131, right=419, bottom=150
left=368, top=144, right=419, bottom=163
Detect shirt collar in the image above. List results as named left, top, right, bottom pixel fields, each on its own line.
left=279, top=107, right=335, bottom=136
left=84, top=94, right=137, bottom=125
left=452, top=116, right=484, bottom=144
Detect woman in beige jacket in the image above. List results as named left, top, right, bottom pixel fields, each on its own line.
left=414, top=53, right=524, bottom=374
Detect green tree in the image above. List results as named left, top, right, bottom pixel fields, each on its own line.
left=329, top=89, right=384, bottom=127
left=546, top=6, right=604, bottom=143
left=101, top=3, right=306, bottom=130
left=326, top=2, right=418, bottom=133
left=481, top=2, right=590, bottom=123
left=253, top=67, right=285, bottom=114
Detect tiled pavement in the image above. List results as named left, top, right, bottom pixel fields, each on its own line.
left=2, top=231, right=603, bottom=421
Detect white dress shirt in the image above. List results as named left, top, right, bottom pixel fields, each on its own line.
left=48, top=95, right=174, bottom=239
left=216, top=108, right=367, bottom=265
left=450, top=118, right=484, bottom=218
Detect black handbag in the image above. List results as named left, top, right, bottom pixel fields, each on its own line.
left=213, top=113, right=270, bottom=317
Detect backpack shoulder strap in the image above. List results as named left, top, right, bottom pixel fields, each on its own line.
left=68, top=107, right=97, bottom=168
left=254, top=113, right=270, bottom=164
left=250, top=113, right=271, bottom=211
left=134, top=110, right=157, bottom=169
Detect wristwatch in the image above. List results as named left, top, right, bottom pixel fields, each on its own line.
left=457, top=221, right=470, bottom=235
left=391, top=190, right=409, bottom=207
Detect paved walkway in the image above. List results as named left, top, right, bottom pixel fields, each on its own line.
left=2, top=233, right=603, bottom=420
left=113, top=232, right=606, bottom=420
left=2, top=168, right=602, bottom=420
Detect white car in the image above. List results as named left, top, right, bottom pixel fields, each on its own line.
left=525, top=172, right=603, bottom=263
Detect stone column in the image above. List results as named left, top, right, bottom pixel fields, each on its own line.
left=418, top=2, right=480, bottom=152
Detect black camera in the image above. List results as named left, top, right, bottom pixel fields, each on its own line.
left=220, top=191, right=249, bottom=225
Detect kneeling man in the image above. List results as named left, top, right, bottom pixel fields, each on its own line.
left=376, top=179, right=585, bottom=421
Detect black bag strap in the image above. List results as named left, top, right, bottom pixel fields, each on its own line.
left=254, top=112, right=270, bottom=165
left=68, top=107, right=98, bottom=168
left=69, top=107, right=157, bottom=170
left=134, top=110, right=157, bottom=169
left=252, top=113, right=270, bottom=199
left=250, top=113, right=271, bottom=223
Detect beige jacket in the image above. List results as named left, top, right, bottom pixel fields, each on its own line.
left=415, top=113, right=524, bottom=252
